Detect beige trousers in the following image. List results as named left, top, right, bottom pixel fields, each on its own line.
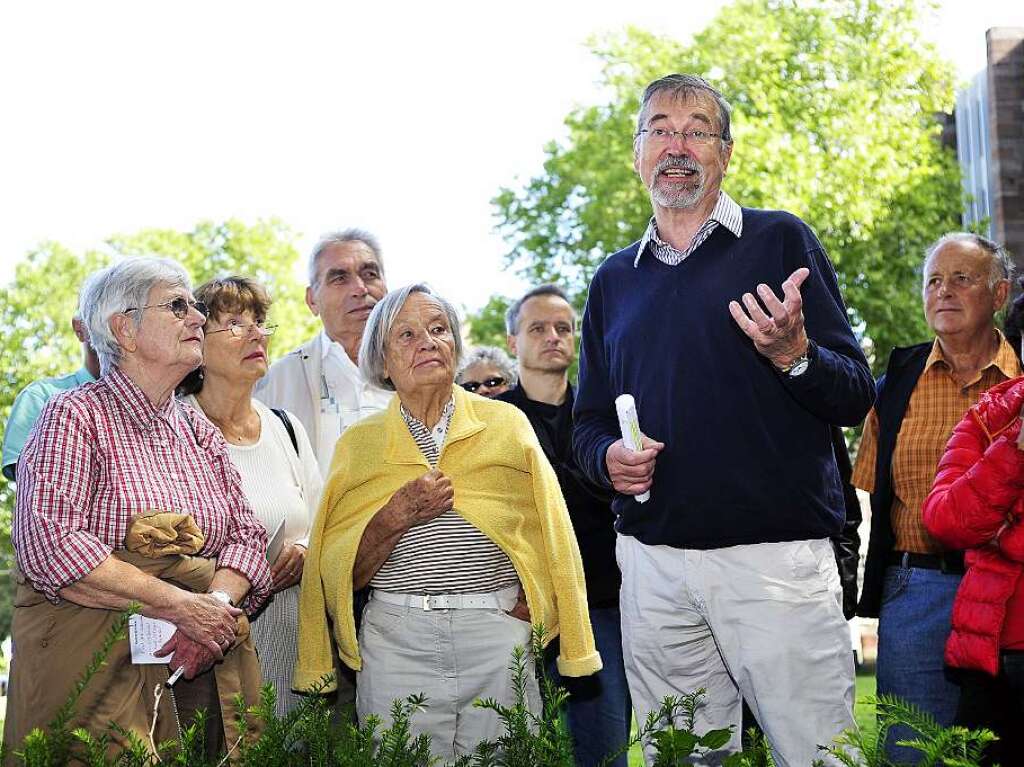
left=355, top=594, right=541, bottom=759
left=617, top=535, right=856, bottom=767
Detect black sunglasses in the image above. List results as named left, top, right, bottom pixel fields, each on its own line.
left=461, top=376, right=507, bottom=393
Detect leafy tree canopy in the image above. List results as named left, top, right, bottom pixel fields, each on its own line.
left=489, top=0, right=962, bottom=368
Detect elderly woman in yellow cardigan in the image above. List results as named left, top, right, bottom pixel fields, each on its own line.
left=296, top=283, right=600, bottom=758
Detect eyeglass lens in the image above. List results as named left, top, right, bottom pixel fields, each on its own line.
left=168, top=298, right=209, bottom=319
left=229, top=323, right=276, bottom=337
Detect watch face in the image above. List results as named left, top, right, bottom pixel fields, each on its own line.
left=788, top=358, right=810, bottom=377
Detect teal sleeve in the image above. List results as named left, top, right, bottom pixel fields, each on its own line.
left=2, top=386, right=49, bottom=481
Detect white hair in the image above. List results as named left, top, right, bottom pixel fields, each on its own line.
left=359, top=283, right=463, bottom=391
left=307, top=228, right=384, bottom=287
left=923, top=231, right=1013, bottom=289
left=79, top=257, right=192, bottom=375
left=456, top=346, right=518, bottom=386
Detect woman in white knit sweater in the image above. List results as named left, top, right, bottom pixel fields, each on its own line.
left=178, top=276, right=322, bottom=716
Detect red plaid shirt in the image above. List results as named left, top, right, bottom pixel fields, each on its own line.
left=14, top=367, right=271, bottom=611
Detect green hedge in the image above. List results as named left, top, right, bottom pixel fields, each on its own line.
left=0, top=614, right=999, bottom=766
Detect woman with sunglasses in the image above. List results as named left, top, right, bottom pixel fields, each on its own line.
left=456, top=346, right=517, bottom=398
left=5, top=258, right=272, bottom=760
left=178, top=276, right=322, bottom=717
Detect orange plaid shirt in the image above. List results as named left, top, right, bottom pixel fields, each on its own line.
left=852, top=333, right=1021, bottom=554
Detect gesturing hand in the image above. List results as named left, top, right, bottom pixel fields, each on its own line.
left=605, top=433, right=665, bottom=496
left=395, top=469, right=455, bottom=527
left=728, top=267, right=810, bottom=370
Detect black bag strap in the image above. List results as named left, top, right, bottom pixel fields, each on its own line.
left=270, top=407, right=299, bottom=455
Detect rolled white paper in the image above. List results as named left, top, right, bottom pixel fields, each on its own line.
left=615, top=393, right=650, bottom=503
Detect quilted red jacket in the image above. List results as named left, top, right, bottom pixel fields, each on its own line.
left=922, top=376, right=1024, bottom=675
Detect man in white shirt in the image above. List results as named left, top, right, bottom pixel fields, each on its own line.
left=257, top=229, right=392, bottom=476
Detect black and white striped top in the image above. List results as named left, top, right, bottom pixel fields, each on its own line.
left=369, top=399, right=520, bottom=595
left=633, top=190, right=743, bottom=267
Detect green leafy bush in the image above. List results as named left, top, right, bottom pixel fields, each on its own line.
left=0, top=614, right=1002, bottom=766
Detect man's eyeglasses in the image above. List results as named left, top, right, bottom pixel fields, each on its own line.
left=461, top=377, right=506, bottom=393
left=205, top=321, right=279, bottom=339
left=636, top=128, right=722, bottom=146
left=124, top=297, right=209, bottom=320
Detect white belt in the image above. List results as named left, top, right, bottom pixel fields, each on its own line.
left=371, top=584, right=519, bottom=612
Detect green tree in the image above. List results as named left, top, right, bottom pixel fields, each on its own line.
left=466, top=295, right=513, bottom=348
left=0, top=218, right=315, bottom=640
left=489, top=0, right=962, bottom=368
left=108, top=217, right=316, bottom=354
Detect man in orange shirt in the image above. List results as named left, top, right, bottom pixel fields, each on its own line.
left=854, top=232, right=1020, bottom=763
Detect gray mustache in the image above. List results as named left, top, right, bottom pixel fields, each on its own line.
left=655, top=157, right=701, bottom=174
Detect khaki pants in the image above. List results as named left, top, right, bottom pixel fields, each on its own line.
left=617, top=535, right=856, bottom=767
left=356, top=595, right=541, bottom=759
left=2, top=554, right=263, bottom=766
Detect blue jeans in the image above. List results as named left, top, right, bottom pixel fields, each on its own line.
left=876, top=565, right=961, bottom=764
left=547, top=605, right=631, bottom=767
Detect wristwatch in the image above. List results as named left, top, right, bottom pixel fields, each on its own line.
left=779, top=342, right=814, bottom=378
left=209, top=589, right=234, bottom=606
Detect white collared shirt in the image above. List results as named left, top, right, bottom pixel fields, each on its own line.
left=634, top=190, right=744, bottom=268
left=317, top=330, right=393, bottom=475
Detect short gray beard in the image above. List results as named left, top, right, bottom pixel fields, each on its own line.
left=648, top=157, right=706, bottom=209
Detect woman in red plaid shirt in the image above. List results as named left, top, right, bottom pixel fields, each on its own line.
left=4, top=257, right=273, bottom=761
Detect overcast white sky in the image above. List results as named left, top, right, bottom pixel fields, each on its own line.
left=1, top=0, right=1021, bottom=314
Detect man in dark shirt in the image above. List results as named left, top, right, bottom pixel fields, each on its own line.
left=497, top=285, right=629, bottom=767
left=573, top=73, right=874, bottom=766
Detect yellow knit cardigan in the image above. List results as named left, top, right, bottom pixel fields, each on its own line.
left=294, top=385, right=602, bottom=691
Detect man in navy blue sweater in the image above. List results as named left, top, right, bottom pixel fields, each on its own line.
left=573, top=74, right=875, bottom=766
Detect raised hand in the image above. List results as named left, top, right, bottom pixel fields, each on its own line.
left=728, top=267, right=810, bottom=369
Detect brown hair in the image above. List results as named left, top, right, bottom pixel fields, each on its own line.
left=176, top=276, right=273, bottom=396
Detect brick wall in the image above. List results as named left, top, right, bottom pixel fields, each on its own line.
left=987, top=28, right=1024, bottom=268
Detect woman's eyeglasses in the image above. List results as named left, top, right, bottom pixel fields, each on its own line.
left=205, top=321, right=278, bottom=339
left=124, top=297, right=209, bottom=320
left=461, top=376, right=506, bottom=393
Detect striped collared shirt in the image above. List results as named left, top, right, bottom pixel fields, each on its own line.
left=370, top=398, right=519, bottom=595
left=634, top=191, right=743, bottom=268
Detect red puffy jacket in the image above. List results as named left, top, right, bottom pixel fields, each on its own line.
left=922, top=376, right=1024, bottom=676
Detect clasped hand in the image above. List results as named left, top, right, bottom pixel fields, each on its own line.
left=396, top=469, right=455, bottom=527
left=606, top=433, right=665, bottom=496
left=728, top=267, right=810, bottom=369
left=155, top=591, right=243, bottom=680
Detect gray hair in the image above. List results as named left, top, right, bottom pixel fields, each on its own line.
left=79, top=257, right=192, bottom=375
left=456, top=346, right=518, bottom=387
left=505, top=284, right=576, bottom=335
left=635, top=74, right=733, bottom=151
left=307, top=228, right=384, bottom=287
left=923, top=232, right=1013, bottom=289
left=359, top=283, right=463, bottom=391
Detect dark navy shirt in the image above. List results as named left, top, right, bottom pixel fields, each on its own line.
left=573, top=207, right=874, bottom=549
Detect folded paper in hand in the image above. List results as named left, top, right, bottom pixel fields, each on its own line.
left=129, top=614, right=176, bottom=664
